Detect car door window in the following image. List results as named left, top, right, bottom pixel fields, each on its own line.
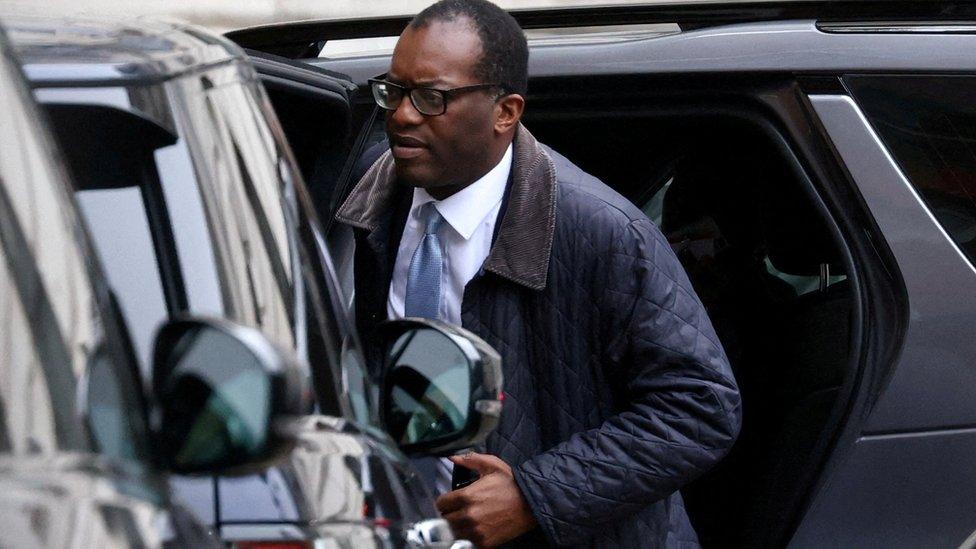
left=640, top=166, right=846, bottom=297
left=186, top=73, right=296, bottom=352
left=848, top=75, right=976, bottom=268
left=76, top=187, right=170, bottom=369
left=183, top=68, right=374, bottom=424
left=41, top=95, right=188, bottom=377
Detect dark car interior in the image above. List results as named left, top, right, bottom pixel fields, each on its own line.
left=522, top=94, right=855, bottom=548
left=248, top=50, right=361, bottom=219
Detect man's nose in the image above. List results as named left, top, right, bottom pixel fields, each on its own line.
left=390, top=93, right=425, bottom=126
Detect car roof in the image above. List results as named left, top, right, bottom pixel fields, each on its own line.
left=5, top=16, right=244, bottom=85
left=225, top=0, right=974, bottom=58
left=317, top=18, right=976, bottom=87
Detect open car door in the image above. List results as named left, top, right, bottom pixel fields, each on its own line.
left=244, top=50, right=380, bottom=230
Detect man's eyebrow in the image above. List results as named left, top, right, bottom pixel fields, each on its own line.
left=386, top=74, right=448, bottom=87
left=415, top=78, right=447, bottom=87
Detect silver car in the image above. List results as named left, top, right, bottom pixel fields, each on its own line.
left=0, top=22, right=313, bottom=549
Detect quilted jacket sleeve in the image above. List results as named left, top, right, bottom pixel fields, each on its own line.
left=512, top=217, right=742, bottom=546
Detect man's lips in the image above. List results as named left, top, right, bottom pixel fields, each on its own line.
left=391, top=134, right=427, bottom=160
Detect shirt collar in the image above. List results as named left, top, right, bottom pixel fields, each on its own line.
left=410, top=143, right=513, bottom=240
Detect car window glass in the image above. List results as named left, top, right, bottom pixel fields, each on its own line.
left=154, top=138, right=224, bottom=318
left=41, top=94, right=183, bottom=379
left=3, top=72, right=147, bottom=461
left=184, top=72, right=296, bottom=353
left=641, top=173, right=846, bottom=297
left=641, top=176, right=673, bottom=226
left=252, top=78, right=376, bottom=426
left=848, top=75, right=976, bottom=268
left=76, top=187, right=168, bottom=369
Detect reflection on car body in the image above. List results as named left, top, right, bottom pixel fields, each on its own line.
left=0, top=23, right=228, bottom=549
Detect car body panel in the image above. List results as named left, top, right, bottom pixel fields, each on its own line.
left=790, top=93, right=976, bottom=547
left=218, top=416, right=437, bottom=544
left=809, top=95, right=976, bottom=434
left=314, top=20, right=976, bottom=87
left=12, top=16, right=239, bottom=85
left=790, top=427, right=976, bottom=548
left=0, top=456, right=167, bottom=548
left=223, top=0, right=976, bottom=57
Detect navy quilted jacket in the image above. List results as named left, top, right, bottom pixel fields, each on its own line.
left=335, top=125, right=741, bottom=548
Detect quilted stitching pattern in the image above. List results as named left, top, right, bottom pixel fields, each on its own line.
left=344, top=138, right=741, bottom=548
left=461, top=148, right=741, bottom=548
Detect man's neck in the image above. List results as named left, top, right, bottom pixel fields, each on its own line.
left=425, top=138, right=513, bottom=201
left=426, top=181, right=470, bottom=201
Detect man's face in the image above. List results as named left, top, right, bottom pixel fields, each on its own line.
left=386, top=19, right=500, bottom=190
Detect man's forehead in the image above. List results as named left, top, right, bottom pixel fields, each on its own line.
left=389, top=18, right=482, bottom=85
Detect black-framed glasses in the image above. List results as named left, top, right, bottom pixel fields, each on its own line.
left=369, top=78, right=506, bottom=116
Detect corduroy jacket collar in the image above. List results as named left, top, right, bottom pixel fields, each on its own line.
left=335, top=124, right=557, bottom=291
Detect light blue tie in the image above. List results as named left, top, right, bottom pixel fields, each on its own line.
left=404, top=204, right=445, bottom=320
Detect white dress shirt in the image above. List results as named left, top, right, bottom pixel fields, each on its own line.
left=388, top=143, right=512, bottom=324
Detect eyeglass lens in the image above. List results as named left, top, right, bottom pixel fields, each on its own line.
left=372, top=81, right=445, bottom=116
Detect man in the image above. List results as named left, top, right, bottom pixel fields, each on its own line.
left=334, top=0, right=741, bottom=546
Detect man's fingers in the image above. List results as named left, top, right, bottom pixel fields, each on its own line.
left=448, top=452, right=507, bottom=475
left=436, top=487, right=468, bottom=515
left=442, top=510, right=480, bottom=547
left=442, top=509, right=471, bottom=528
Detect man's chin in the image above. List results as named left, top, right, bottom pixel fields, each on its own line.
left=395, top=163, right=436, bottom=189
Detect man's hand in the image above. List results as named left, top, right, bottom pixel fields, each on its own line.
left=435, top=453, right=536, bottom=548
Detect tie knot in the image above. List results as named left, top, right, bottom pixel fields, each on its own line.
left=423, top=204, right=444, bottom=235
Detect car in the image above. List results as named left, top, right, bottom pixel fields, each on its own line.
left=0, top=22, right=311, bottom=549
left=6, top=16, right=502, bottom=549
left=222, top=1, right=976, bottom=547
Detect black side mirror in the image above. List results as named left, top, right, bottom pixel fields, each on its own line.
left=379, top=319, right=502, bottom=457
left=151, top=317, right=308, bottom=475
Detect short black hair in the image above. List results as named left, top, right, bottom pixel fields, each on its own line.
left=410, top=0, right=529, bottom=96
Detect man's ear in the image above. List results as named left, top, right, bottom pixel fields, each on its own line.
left=494, top=93, right=525, bottom=134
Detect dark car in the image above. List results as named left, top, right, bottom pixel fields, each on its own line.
left=0, top=23, right=314, bottom=549
left=220, top=1, right=976, bottom=547
left=7, top=16, right=501, bottom=549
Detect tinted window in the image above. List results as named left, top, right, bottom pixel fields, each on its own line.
left=640, top=165, right=846, bottom=297
left=42, top=98, right=183, bottom=377
left=182, top=70, right=374, bottom=425
left=77, top=188, right=169, bottom=368
left=849, top=75, right=976, bottom=267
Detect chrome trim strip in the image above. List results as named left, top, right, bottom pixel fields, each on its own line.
left=818, top=22, right=976, bottom=34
